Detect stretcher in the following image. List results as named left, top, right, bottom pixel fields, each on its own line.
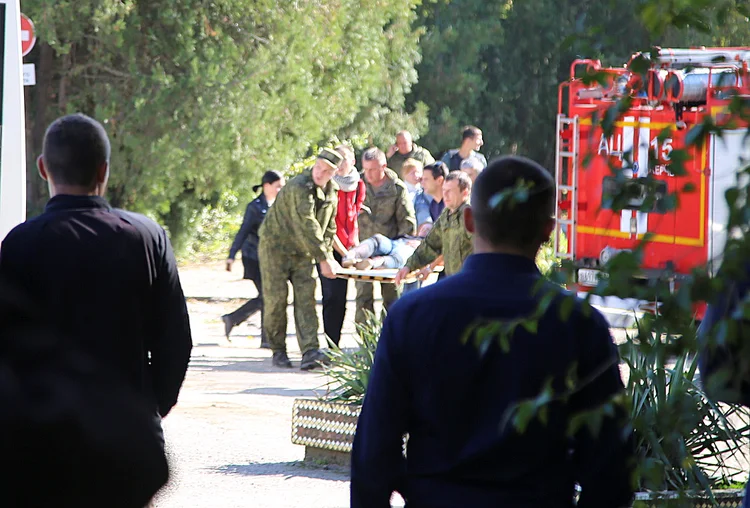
left=334, top=265, right=443, bottom=284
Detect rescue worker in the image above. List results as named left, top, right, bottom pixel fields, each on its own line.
left=355, top=147, right=416, bottom=324
left=394, top=171, right=473, bottom=284
left=386, top=130, right=435, bottom=176
left=258, top=148, right=342, bottom=370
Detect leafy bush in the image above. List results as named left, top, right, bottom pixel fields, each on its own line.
left=622, top=331, right=750, bottom=493
left=321, top=311, right=383, bottom=405
left=178, top=191, right=243, bottom=264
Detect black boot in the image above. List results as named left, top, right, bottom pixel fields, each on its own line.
left=221, top=315, right=233, bottom=341
left=300, top=349, right=331, bottom=371
left=272, top=351, right=293, bottom=368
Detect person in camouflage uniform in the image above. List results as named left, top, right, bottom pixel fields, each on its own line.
left=386, top=130, right=435, bottom=177
left=258, top=148, right=342, bottom=370
left=395, top=171, right=473, bottom=284
left=356, top=147, right=417, bottom=324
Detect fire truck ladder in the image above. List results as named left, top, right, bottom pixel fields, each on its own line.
left=554, top=114, right=579, bottom=261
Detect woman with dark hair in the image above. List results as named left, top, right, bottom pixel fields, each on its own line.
left=222, top=170, right=285, bottom=346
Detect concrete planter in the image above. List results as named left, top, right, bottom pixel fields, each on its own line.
left=291, top=399, right=746, bottom=507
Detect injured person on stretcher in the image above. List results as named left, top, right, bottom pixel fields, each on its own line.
left=341, top=223, right=432, bottom=271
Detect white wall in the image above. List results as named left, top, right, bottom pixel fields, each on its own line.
left=0, top=0, right=27, bottom=242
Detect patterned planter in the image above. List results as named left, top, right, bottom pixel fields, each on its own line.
left=291, top=398, right=361, bottom=466
left=633, top=490, right=744, bottom=507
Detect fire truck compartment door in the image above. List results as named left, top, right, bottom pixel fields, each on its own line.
left=709, top=129, right=750, bottom=276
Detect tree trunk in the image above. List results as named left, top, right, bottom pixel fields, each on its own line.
left=27, top=42, right=56, bottom=214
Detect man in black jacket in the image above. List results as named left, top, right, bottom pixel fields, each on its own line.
left=351, top=156, right=634, bottom=508
left=0, top=113, right=192, bottom=431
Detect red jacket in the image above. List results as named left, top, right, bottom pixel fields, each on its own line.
left=336, top=179, right=366, bottom=249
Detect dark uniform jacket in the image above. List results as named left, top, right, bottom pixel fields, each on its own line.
left=441, top=148, right=488, bottom=172
left=258, top=168, right=338, bottom=263
left=229, top=194, right=269, bottom=278
left=358, top=168, right=416, bottom=241
left=351, top=253, right=634, bottom=508
left=0, top=195, right=193, bottom=418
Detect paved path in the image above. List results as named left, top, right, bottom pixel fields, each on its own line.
left=154, top=261, right=635, bottom=507
left=154, top=262, right=404, bottom=507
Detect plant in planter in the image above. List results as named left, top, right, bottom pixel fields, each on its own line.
left=621, top=331, right=750, bottom=506
left=290, top=311, right=382, bottom=464
left=321, top=311, right=383, bottom=405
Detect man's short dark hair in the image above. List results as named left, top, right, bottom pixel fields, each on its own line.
left=424, top=161, right=449, bottom=181
left=42, top=114, right=111, bottom=187
left=472, top=156, right=554, bottom=249
left=445, top=170, right=472, bottom=193
left=462, top=125, right=481, bottom=141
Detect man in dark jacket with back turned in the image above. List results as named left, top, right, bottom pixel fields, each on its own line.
left=351, top=156, right=634, bottom=508
left=0, top=114, right=193, bottom=432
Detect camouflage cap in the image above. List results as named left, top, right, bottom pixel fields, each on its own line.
left=317, top=147, right=344, bottom=169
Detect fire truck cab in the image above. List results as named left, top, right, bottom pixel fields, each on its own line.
left=555, top=47, right=750, bottom=326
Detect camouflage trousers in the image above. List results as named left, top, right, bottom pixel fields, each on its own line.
left=355, top=281, right=399, bottom=325
left=258, top=244, right=320, bottom=355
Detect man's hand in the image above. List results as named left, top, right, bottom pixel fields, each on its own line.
left=225, top=259, right=234, bottom=272
left=417, top=264, right=433, bottom=280
left=394, top=267, right=411, bottom=285
left=386, top=144, right=398, bottom=158
left=320, top=259, right=340, bottom=279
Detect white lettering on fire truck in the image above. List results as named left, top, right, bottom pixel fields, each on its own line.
left=598, top=133, right=624, bottom=159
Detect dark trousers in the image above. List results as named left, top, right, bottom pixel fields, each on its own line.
left=225, top=257, right=265, bottom=341
left=317, top=251, right=348, bottom=347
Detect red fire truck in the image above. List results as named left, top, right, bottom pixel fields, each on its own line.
left=554, top=47, right=750, bottom=324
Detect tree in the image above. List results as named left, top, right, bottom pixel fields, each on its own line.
left=21, top=0, right=426, bottom=251
left=409, top=0, right=750, bottom=169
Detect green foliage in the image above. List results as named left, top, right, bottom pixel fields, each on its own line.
left=621, top=331, right=750, bottom=492
left=321, top=311, right=383, bottom=405
left=179, top=191, right=243, bottom=264
left=22, top=0, right=426, bottom=250
left=410, top=0, right=750, bottom=168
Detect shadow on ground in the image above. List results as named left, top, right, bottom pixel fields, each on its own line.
left=213, top=461, right=350, bottom=481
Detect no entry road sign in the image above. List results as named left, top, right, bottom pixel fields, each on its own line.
left=21, top=13, right=36, bottom=57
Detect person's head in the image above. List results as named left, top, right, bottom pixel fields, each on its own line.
left=395, top=131, right=413, bottom=155
left=460, top=156, right=484, bottom=182
left=335, top=144, right=356, bottom=176
left=465, top=156, right=555, bottom=259
left=361, top=147, right=387, bottom=186
left=253, top=170, right=285, bottom=201
left=421, top=161, right=449, bottom=197
left=401, top=158, right=423, bottom=187
left=461, top=125, right=484, bottom=151
left=443, top=171, right=472, bottom=211
left=37, top=114, right=111, bottom=197
left=312, top=147, right=343, bottom=187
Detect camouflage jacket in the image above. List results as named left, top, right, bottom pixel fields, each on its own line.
left=405, top=201, right=473, bottom=275
left=387, top=144, right=436, bottom=177
left=258, top=168, right=338, bottom=262
left=358, top=168, right=416, bottom=240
